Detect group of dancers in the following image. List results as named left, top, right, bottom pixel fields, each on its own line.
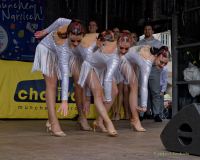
left=32, top=18, right=170, bottom=137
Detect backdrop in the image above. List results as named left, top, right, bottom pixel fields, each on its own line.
left=0, top=60, right=97, bottom=119
left=0, top=0, right=44, bottom=61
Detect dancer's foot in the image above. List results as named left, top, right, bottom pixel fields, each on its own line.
left=46, top=120, right=66, bottom=137
left=105, top=121, right=118, bottom=137
left=49, top=130, right=66, bottom=137
left=46, top=120, right=51, bottom=133
left=130, top=119, right=146, bottom=132
left=78, top=117, right=92, bottom=131
left=92, top=120, right=108, bottom=133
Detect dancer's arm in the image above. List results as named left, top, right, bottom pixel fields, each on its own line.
left=35, top=18, right=71, bottom=39
left=160, top=67, right=168, bottom=94
left=56, top=42, right=71, bottom=116
left=125, top=46, right=153, bottom=111
left=45, top=18, right=71, bottom=33
left=104, top=56, right=119, bottom=102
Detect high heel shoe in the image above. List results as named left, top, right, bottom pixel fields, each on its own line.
left=92, top=121, right=108, bottom=133
left=46, top=120, right=51, bottom=133
left=106, top=123, right=118, bottom=137
left=49, top=130, right=66, bottom=137
left=45, top=120, right=66, bottom=137
left=78, top=117, right=92, bottom=131
left=107, top=129, right=118, bottom=137
left=130, top=119, right=146, bottom=132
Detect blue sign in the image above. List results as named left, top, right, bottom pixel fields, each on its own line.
left=0, top=0, right=44, bottom=61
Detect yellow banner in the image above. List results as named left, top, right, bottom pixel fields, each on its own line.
left=0, top=60, right=96, bottom=119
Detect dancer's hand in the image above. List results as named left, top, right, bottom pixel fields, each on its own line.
left=34, top=30, right=47, bottom=39
left=57, top=101, right=68, bottom=116
left=103, top=97, right=112, bottom=104
left=136, top=106, right=147, bottom=113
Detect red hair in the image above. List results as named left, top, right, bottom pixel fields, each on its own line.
left=67, top=20, right=85, bottom=36
left=97, top=30, right=114, bottom=42
left=117, top=32, right=132, bottom=44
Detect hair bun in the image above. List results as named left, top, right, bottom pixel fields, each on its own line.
left=98, top=30, right=114, bottom=42
left=67, top=20, right=85, bottom=36
left=118, top=32, right=132, bottom=43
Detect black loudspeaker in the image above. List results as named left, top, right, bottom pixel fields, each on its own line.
left=160, top=103, right=200, bottom=156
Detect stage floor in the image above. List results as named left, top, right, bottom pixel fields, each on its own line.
left=0, top=119, right=199, bottom=160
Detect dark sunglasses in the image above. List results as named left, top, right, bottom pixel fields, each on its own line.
left=70, top=39, right=81, bottom=43
left=120, top=47, right=129, bottom=51
left=159, top=60, right=168, bottom=65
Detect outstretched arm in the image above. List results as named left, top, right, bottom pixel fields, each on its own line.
left=34, top=18, right=71, bottom=39
left=104, top=56, right=119, bottom=102
left=56, top=42, right=71, bottom=116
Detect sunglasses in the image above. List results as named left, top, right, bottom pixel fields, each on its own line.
left=119, top=47, right=129, bottom=51
left=159, top=60, right=168, bottom=65
left=70, top=39, right=81, bottom=43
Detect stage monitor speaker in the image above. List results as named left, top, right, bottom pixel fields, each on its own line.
left=160, top=103, right=200, bottom=156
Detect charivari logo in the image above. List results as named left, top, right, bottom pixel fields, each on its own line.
left=14, top=79, right=75, bottom=103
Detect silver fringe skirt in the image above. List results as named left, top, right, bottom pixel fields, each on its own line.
left=119, top=56, right=136, bottom=85
left=78, top=61, right=104, bottom=87
left=32, top=44, right=62, bottom=79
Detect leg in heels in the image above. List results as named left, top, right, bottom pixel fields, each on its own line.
left=44, top=76, right=66, bottom=137
left=130, top=118, right=146, bottom=132
left=92, top=120, right=108, bottom=133
left=105, top=120, right=118, bottom=137
left=46, top=120, right=66, bottom=137
left=78, top=116, right=92, bottom=131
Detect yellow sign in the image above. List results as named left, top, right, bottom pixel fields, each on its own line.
left=0, top=60, right=96, bottom=119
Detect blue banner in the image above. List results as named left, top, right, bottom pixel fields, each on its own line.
left=0, top=0, right=44, bottom=61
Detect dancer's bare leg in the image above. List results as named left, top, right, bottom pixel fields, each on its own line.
left=82, top=88, right=91, bottom=116
left=111, top=97, right=118, bottom=120
left=115, top=82, right=123, bottom=120
left=123, top=84, right=130, bottom=119
left=129, top=76, right=146, bottom=132
left=72, top=71, right=91, bottom=131
left=87, top=70, right=117, bottom=136
left=96, top=81, right=118, bottom=131
left=44, top=75, right=63, bottom=132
